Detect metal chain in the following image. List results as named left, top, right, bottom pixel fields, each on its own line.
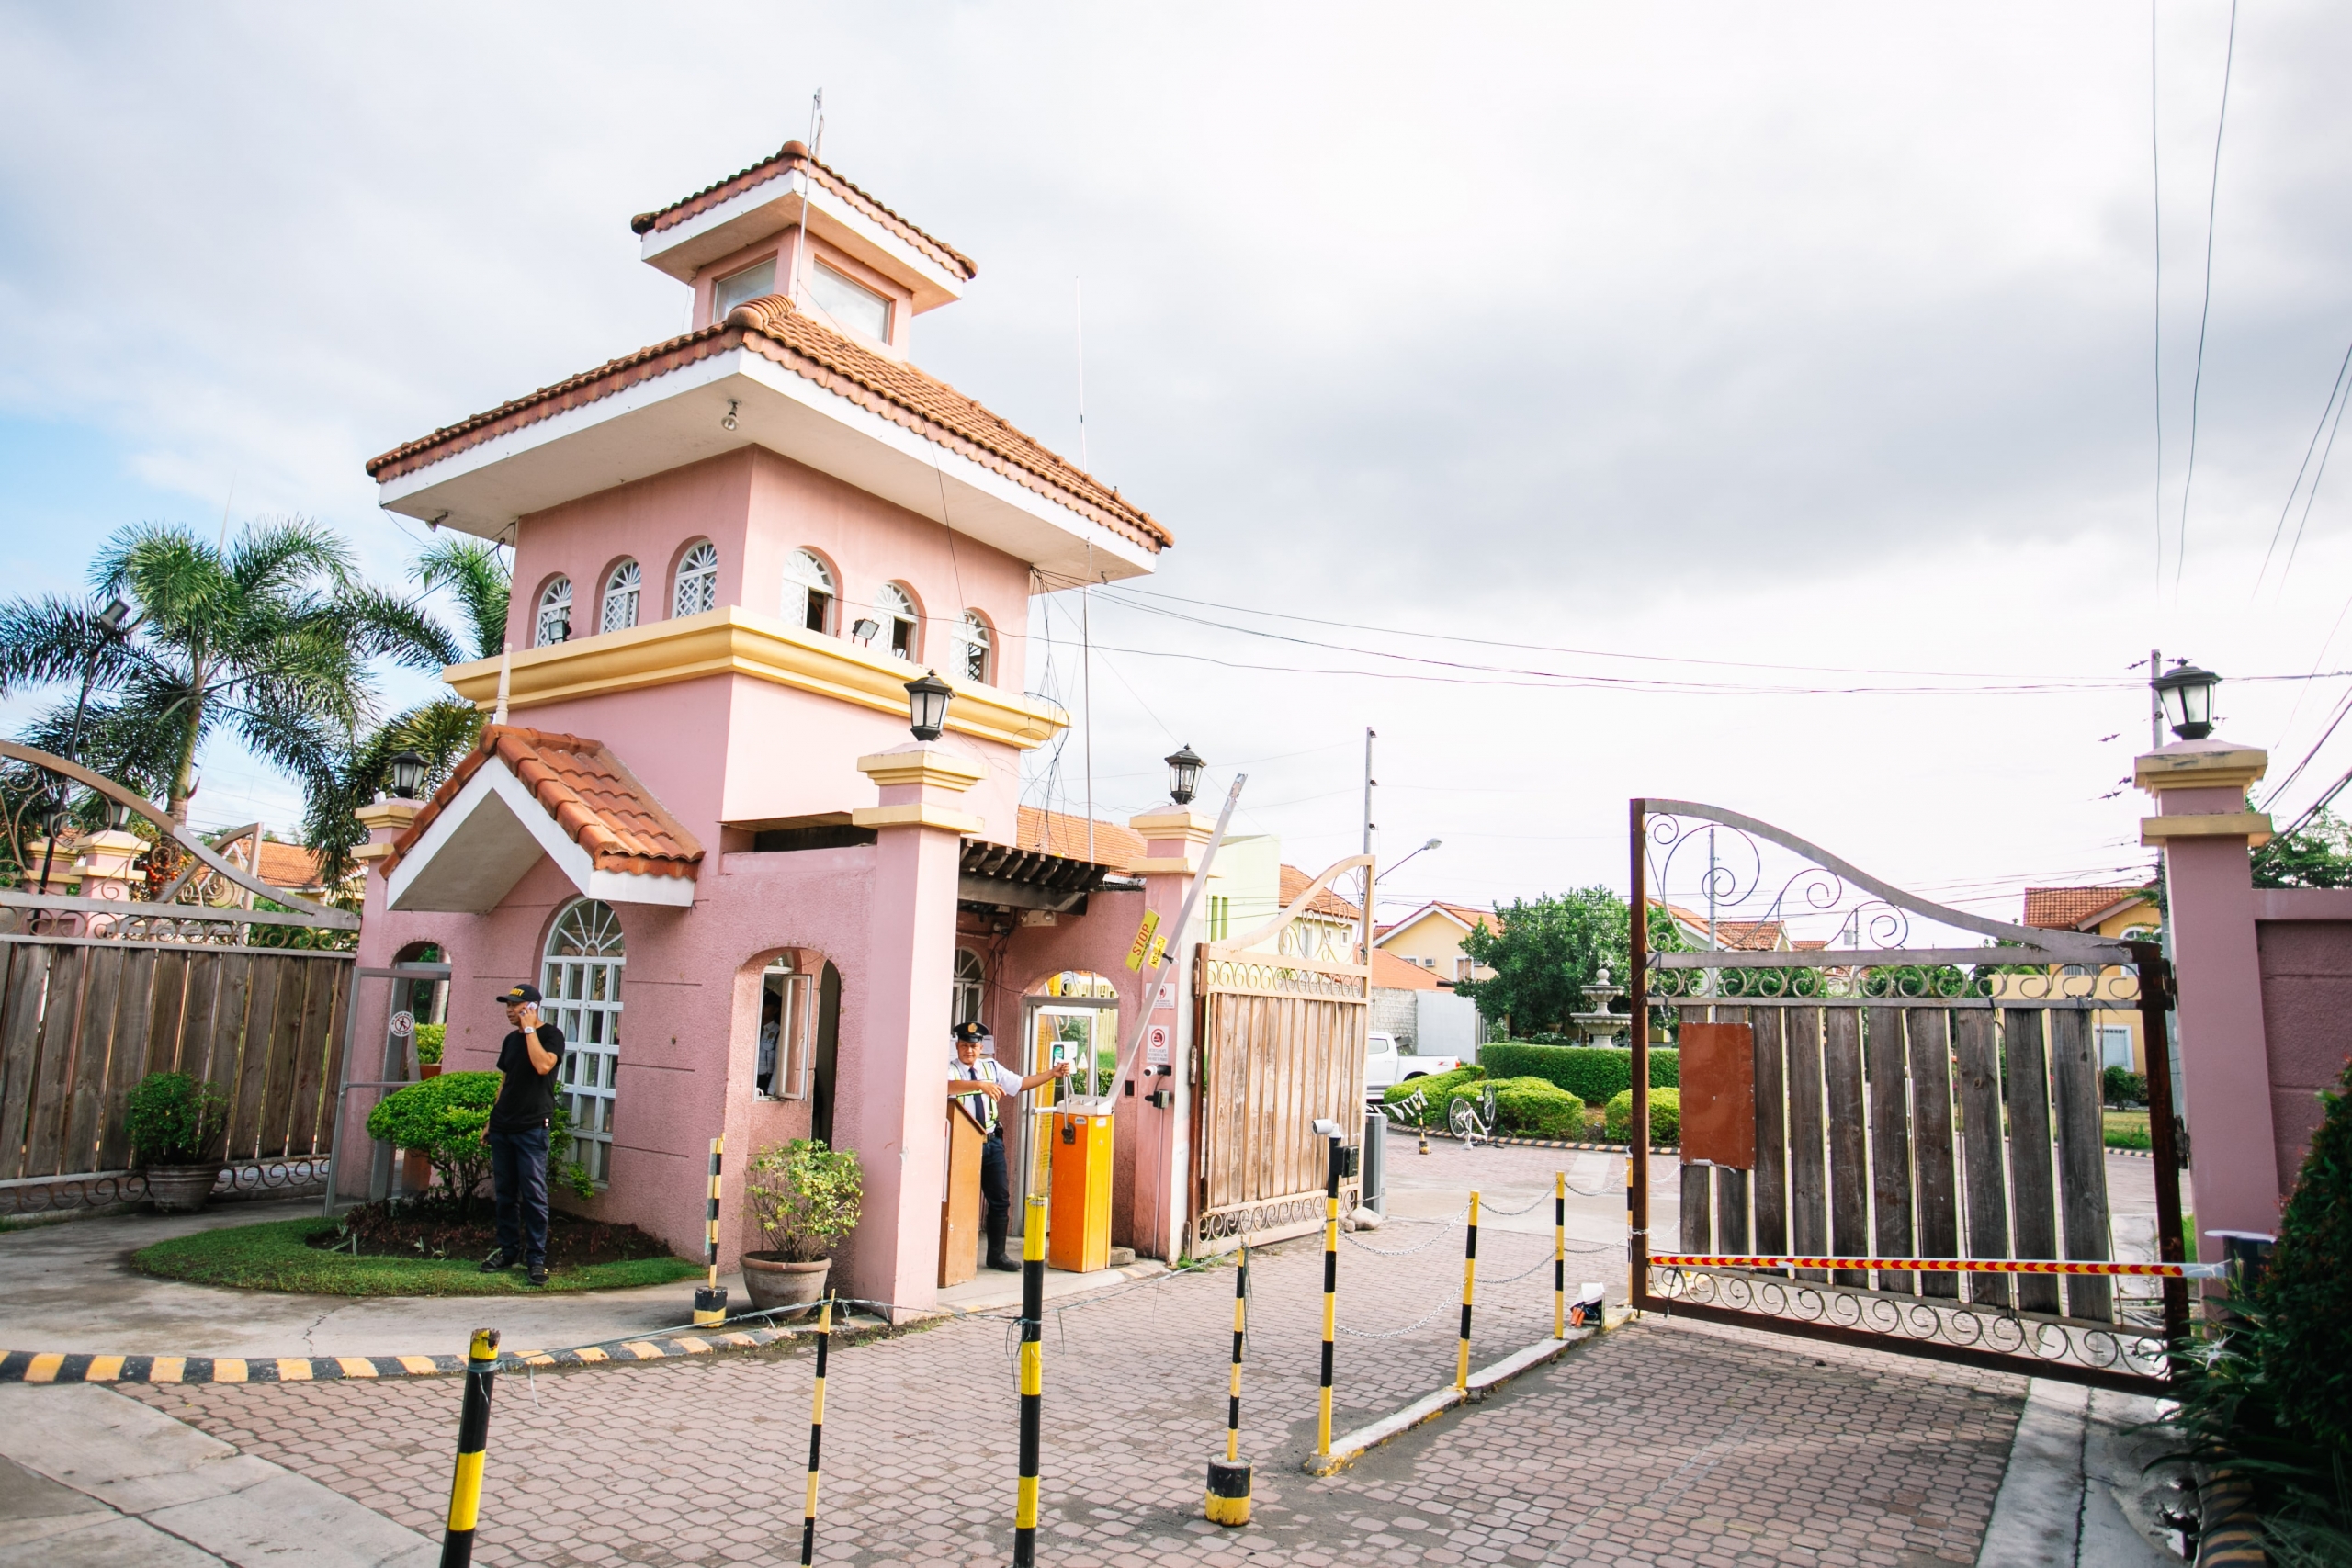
left=1337, top=1295, right=1459, bottom=1340
left=1340, top=1213, right=1469, bottom=1256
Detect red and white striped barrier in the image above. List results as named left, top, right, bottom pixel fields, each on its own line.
left=1647, top=1253, right=2223, bottom=1280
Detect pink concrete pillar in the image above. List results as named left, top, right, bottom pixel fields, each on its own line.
left=2137, top=740, right=2281, bottom=1258
left=352, top=798, right=423, bottom=970
left=839, top=745, right=984, bottom=1316
left=1120, top=807, right=1215, bottom=1261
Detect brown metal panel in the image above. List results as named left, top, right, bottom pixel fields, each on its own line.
left=1679, top=1021, right=1756, bottom=1169
left=2003, top=1007, right=2061, bottom=1315
left=1713, top=1008, right=1750, bottom=1254
left=1905, top=1008, right=1961, bottom=1301
left=24, top=946, right=90, bottom=1178
left=96, top=950, right=159, bottom=1169
left=1864, top=1006, right=1914, bottom=1293
left=1952, top=1008, right=2012, bottom=1307
left=0, top=946, right=54, bottom=1179
left=1784, top=1005, right=1827, bottom=1281
left=63, top=945, right=124, bottom=1172
left=1751, top=1007, right=1789, bottom=1260
left=2048, top=1008, right=2113, bottom=1322
left=1822, top=1007, right=1870, bottom=1287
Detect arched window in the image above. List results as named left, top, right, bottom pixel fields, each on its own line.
left=542, top=898, right=624, bottom=1185
left=534, top=578, right=573, bottom=648
left=673, top=540, right=718, bottom=617
left=954, top=948, right=985, bottom=1027
left=600, top=559, right=641, bottom=634
left=785, top=549, right=835, bottom=635
left=957, top=610, right=992, bottom=684
left=876, top=582, right=918, bottom=660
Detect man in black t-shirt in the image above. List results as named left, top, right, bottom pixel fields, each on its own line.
left=482, top=982, right=564, bottom=1286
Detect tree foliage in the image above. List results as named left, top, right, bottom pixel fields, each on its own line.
left=2253, top=809, right=2352, bottom=890
left=1455, top=887, right=1637, bottom=1035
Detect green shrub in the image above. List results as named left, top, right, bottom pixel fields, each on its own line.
left=126, top=1071, right=230, bottom=1165
left=2261, top=1054, right=2352, bottom=1455
left=1602, top=1088, right=1680, bottom=1145
left=1479, top=1043, right=1679, bottom=1105
left=1493, top=1079, right=1584, bottom=1138
left=2100, top=1065, right=2145, bottom=1106
left=367, top=1074, right=594, bottom=1220
left=745, top=1139, right=864, bottom=1261
left=413, top=1022, right=445, bottom=1065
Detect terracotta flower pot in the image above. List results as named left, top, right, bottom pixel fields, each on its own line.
left=144, top=1163, right=224, bottom=1213
left=419, top=1063, right=442, bottom=1080
left=740, top=1252, right=832, bottom=1314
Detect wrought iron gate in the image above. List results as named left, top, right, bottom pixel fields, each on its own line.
left=1189, top=854, right=1371, bottom=1256
left=1629, top=799, right=2189, bottom=1393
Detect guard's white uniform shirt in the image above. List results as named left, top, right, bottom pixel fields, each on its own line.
left=948, top=1055, right=1022, bottom=1134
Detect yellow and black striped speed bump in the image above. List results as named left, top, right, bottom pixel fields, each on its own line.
left=0, top=1325, right=818, bottom=1386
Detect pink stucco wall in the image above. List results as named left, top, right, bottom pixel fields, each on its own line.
left=2253, top=889, right=2352, bottom=1202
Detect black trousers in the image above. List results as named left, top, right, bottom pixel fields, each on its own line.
left=980, top=1128, right=1009, bottom=1231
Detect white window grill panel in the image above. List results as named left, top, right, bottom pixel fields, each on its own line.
left=542, top=899, right=624, bottom=1185
left=954, top=948, right=984, bottom=1027
left=876, top=582, right=917, bottom=660
left=957, top=611, right=991, bottom=683
left=601, top=559, right=641, bottom=633
left=785, top=549, right=835, bottom=634
left=535, top=578, right=572, bottom=648
left=673, top=541, right=718, bottom=617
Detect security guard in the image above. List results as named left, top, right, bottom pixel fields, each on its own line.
left=947, top=1020, right=1071, bottom=1270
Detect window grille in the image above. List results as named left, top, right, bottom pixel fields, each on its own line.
left=601, top=559, right=640, bottom=634
left=785, top=549, right=835, bottom=634
left=542, top=899, right=624, bottom=1184
left=876, top=582, right=918, bottom=660
left=535, top=578, right=572, bottom=648
left=954, top=948, right=985, bottom=1026
left=957, top=611, right=991, bottom=683
left=673, top=541, right=718, bottom=617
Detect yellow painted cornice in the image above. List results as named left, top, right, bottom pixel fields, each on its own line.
left=442, top=607, right=1068, bottom=751
left=2141, top=811, right=2275, bottom=849
left=1128, top=807, right=1216, bottom=844
left=2134, top=742, right=2268, bottom=795
left=855, top=748, right=986, bottom=792
left=850, top=803, right=985, bottom=835
left=355, top=799, right=424, bottom=833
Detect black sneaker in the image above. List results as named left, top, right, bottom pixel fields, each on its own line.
left=479, top=1250, right=516, bottom=1273
left=526, top=1261, right=548, bottom=1287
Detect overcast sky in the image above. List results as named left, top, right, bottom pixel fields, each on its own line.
left=5, top=2, right=2350, bottom=934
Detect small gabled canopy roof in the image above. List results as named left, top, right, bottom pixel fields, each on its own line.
left=385, top=727, right=703, bottom=912
left=2023, top=886, right=2158, bottom=932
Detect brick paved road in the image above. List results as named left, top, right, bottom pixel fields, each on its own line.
left=121, top=1146, right=2024, bottom=1568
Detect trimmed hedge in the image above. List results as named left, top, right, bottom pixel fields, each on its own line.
left=1381, top=1065, right=1484, bottom=1127
left=1480, top=1043, right=1679, bottom=1106
left=1603, top=1088, right=1680, bottom=1145
left=1493, top=1079, right=1584, bottom=1138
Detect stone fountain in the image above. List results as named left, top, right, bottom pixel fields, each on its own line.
left=1569, top=967, right=1629, bottom=1047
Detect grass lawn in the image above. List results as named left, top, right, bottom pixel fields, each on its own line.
left=2104, top=1109, right=2153, bottom=1150
left=134, top=1217, right=703, bottom=1296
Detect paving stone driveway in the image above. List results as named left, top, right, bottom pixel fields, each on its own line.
left=121, top=1158, right=2023, bottom=1568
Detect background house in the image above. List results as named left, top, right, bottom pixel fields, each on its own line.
left=2022, top=885, right=2161, bottom=1073
left=1374, top=899, right=1497, bottom=983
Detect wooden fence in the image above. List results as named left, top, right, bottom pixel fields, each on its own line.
left=0, top=937, right=353, bottom=1181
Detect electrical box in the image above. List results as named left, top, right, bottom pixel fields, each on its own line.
left=1048, top=1111, right=1114, bottom=1273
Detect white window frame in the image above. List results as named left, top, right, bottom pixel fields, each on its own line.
left=601, top=559, right=641, bottom=634
left=808, top=261, right=891, bottom=343
left=759, top=955, right=815, bottom=1101
left=673, top=540, right=718, bottom=617
left=876, top=582, right=918, bottom=660
left=785, top=549, right=836, bottom=635
left=534, top=578, right=572, bottom=648
left=956, top=610, right=992, bottom=684
left=543, top=898, right=624, bottom=1185
left=714, top=257, right=778, bottom=321
left=954, top=948, right=985, bottom=1027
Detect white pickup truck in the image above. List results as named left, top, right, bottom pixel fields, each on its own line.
left=1363, top=1032, right=1461, bottom=1092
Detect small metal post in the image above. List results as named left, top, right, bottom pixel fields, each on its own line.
left=1012, top=1192, right=1047, bottom=1566
left=1554, top=1171, right=1566, bottom=1340
left=798, top=1295, right=832, bottom=1566
left=1456, top=1191, right=1480, bottom=1392
left=1316, top=1129, right=1342, bottom=1461
left=695, top=1136, right=727, bottom=1327
left=439, top=1328, right=500, bottom=1568
left=1205, top=1245, right=1251, bottom=1526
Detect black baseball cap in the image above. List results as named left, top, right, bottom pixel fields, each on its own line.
left=495, top=983, right=542, bottom=1006
left=951, top=1020, right=991, bottom=1044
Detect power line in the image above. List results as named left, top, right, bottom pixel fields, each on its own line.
left=2150, top=0, right=2165, bottom=602
left=2172, top=0, right=2240, bottom=602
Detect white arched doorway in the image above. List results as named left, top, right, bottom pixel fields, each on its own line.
left=543, top=898, right=624, bottom=1184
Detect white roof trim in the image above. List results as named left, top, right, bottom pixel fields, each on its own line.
left=639, top=170, right=965, bottom=310
left=387, top=760, right=695, bottom=912
left=1373, top=902, right=1478, bottom=944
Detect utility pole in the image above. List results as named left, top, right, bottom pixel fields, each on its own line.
left=2149, top=647, right=2164, bottom=750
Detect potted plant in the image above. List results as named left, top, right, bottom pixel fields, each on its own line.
left=127, top=1071, right=231, bottom=1212
left=413, top=1022, right=445, bottom=1080
left=741, top=1138, right=862, bottom=1313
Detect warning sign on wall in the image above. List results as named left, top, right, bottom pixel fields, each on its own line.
left=1146, top=1024, right=1170, bottom=1069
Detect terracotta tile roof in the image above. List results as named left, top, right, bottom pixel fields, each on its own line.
left=2023, top=886, right=2156, bottom=931
left=1376, top=900, right=1495, bottom=941
left=1369, top=947, right=1441, bottom=991
left=364, top=294, right=1169, bottom=556
left=388, top=726, right=704, bottom=880
left=1015, top=806, right=1146, bottom=871
left=1280, top=863, right=1363, bottom=922
left=630, top=141, right=978, bottom=283
left=1648, top=899, right=1787, bottom=951
left=254, top=840, right=326, bottom=891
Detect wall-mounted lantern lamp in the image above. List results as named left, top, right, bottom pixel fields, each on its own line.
left=386, top=750, right=429, bottom=800
left=1165, top=743, right=1204, bottom=806
left=905, top=669, right=954, bottom=742
left=2154, top=662, right=2221, bottom=741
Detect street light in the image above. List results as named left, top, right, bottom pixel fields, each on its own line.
left=1385, top=837, right=1442, bottom=878
left=1164, top=744, right=1204, bottom=806
left=386, top=750, right=429, bottom=800
left=2154, top=662, right=2221, bottom=741
left=904, top=669, right=954, bottom=742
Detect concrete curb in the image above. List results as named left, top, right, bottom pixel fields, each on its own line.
left=1415, top=1130, right=1672, bottom=1155
left=1301, top=1318, right=1608, bottom=1476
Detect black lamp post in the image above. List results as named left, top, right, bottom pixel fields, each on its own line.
left=386, top=750, right=429, bottom=800
left=905, top=669, right=954, bottom=742
left=1165, top=744, right=1204, bottom=807
left=36, top=598, right=132, bottom=896
left=2154, top=663, right=2221, bottom=741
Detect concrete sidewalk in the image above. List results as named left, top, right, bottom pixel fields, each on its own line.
left=1978, top=1379, right=2184, bottom=1566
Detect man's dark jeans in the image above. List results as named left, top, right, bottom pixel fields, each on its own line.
left=488, top=1124, right=550, bottom=1266
left=979, top=1128, right=1009, bottom=1231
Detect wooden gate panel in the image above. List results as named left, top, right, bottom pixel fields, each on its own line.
left=1752, top=1006, right=1789, bottom=1260
left=1952, top=1008, right=2012, bottom=1307
left=1864, top=1006, right=1914, bottom=1293
left=227, top=955, right=283, bottom=1160
left=2049, top=1008, right=2113, bottom=1322
left=257, top=958, right=309, bottom=1156
left=148, top=950, right=192, bottom=1076
left=23, top=945, right=89, bottom=1179
left=1905, top=1007, right=1961, bottom=1300
left=1676, top=1005, right=1710, bottom=1253
left=96, top=950, right=159, bottom=1169
left=62, top=945, right=125, bottom=1174
left=2002, top=1008, right=2061, bottom=1315
left=287, top=961, right=345, bottom=1156
left=1822, top=1007, right=1870, bottom=1288
left=0, top=945, right=54, bottom=1180
left=1784, top=1005, right=1828, bottom=1280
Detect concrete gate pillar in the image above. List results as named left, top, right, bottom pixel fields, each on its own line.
left=1122, top=806, right=1216, bottom=1261
left=351, top=798, right=422, bottom=970
left=842, top=745, right=985, bottom=1316
left=2136, top=739, right=2279, bottom=1259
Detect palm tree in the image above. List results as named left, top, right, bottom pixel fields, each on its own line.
left=0, top=520, right=454, bottom=827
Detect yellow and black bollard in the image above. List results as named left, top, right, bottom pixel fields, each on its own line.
left=1315, top=1123, right=1343, bottom=1463
left=1012, top=1191, right=1047, bottom=1567
left=695, top=1136, right=727, bottom=1327
left=1456, top=1191, right=1479, bottom=1392
left=1554, top=1171, right=1566, bottom=1339
left=439, top=1328, right=500, bottom=1568
left=797, top=1294, right=832, bottom=1566
left=1204, top=1244, right=1251, bottom=1526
